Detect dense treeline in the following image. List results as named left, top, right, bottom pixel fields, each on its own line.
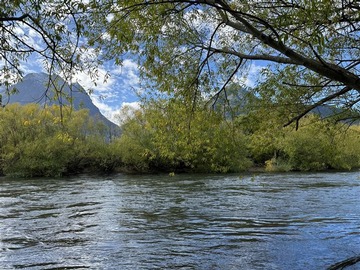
left=116, top=99, right=251, bottom=173
left=1, top=101, right=360, bottom=177
left=118, top=98, right=360, bottom=173
left=0, top=104, right=121, bottom=177
left=239, top=108, right=360, bottom=172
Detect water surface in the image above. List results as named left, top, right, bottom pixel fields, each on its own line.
left=1, top=172, right=360, bottom=269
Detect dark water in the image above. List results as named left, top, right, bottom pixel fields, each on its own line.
left=1, top=172, right=360, bottom=270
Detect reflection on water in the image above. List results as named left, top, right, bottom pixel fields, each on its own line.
left=1, top=172, right=360, bottom=269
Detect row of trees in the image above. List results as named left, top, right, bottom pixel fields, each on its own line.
left=1, top=98, right=360, bottom=177
left=117, top=98, right=251, bottom=173
left=118, top=97, right=360, bottom=173
left=0, top=104, right=120, bottom=177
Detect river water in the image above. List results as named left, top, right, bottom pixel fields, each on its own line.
left=1, top=172, right=360, bottom=269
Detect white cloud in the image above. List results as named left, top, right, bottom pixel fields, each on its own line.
left=13, top=26, right=25, bottom=36
left=113, top=59, right=140, bottom=86
left=106, top=14, right=114, bottom=22
left=243, top=63, right=264, bottom=87
left=92, top=97, right=140, bottom=125
left=231, top=63, right=265, bottom=88
left=71, top=59, right=139, bottom=122
left=71, top=68, right=116, bottom=92
left=63, top=57, right=142, bottom=123
left=121, top=101, right=141, bottom=110
left=91, top=95, right=123, bottom=124
left=112, top=101, right=141, bottom=125
left=21, top=56, right=46, bottom=74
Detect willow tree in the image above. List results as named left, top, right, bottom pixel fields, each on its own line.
left=96, top=0, right=360, bottom=124
left=115, top=98, right=251, bottom=172
left=2, top=0, right=360, bottom=123
left=0, top=0, right=105, bottom=96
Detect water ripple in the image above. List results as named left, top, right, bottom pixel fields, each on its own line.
left=0, top=172, right=360, bottom=269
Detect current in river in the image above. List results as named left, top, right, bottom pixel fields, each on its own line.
left=1, top=172, right=360, bottom=269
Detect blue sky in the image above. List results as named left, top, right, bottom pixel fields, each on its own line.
left=19, top=55, right=263, bottom=124
left=1, top=14, right=266, bottom=125
left=0, top=10, right=140, bottom=124
left=17, top=53, right=141, bottom=124
left=0, top=5, right=268, bottom=125
left=68, top=58, right=141, bottom=123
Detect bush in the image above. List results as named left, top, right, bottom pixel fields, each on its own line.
left=279, top=116, right=360, bottom=171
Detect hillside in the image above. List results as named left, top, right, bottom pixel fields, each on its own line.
left=1, top=73, right=119, bottom=131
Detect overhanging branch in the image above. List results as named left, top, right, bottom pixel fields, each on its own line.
left=211, top=0, right=360, bottom=91
left=284, top=86, right=353, bottom=128
left=0, top=14, right=30, bottom=22
left=202, top=45, right=299, bottom=64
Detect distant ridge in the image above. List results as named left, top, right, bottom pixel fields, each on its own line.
left=1, top=72, right=119, bottom=130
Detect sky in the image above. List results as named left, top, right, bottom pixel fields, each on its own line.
left=71, top=59, right=261, bottom=124
left=18, top=53, right=141, bottom=124
left=17, top=51, right=263, bottom=125
left=69, top=59, right=142, bottom=124
left=0, top=10, right=141, bottom=125
left=2, top=8, right=264, bottom=125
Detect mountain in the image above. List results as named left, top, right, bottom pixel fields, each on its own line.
left=1, top=73, right=119, bottom=131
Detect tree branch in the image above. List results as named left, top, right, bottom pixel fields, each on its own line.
left=202, top=45, right=299, bottom=64
left=0, top=14, right=30, bottom=22
left=284, top=86, right=353, bottom=128
left=211, top=0, right=360, bottom=91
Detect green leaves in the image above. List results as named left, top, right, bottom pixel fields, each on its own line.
left=104, top=0, right=359, bottom=121
left=0, top=104, right=119, bottom=177
left=245, top=112, right=360, bottom=172
left=116, top=98, right=251, bottom=173
left=2, top=0, right=360, bottom=118
left=0, top=0, right=104, bottom=85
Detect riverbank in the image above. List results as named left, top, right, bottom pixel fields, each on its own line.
left=2, top=163, right=359, bottom=179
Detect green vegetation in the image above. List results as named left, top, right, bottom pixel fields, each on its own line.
left=1, top=100, right=360, bottom=177
left=1, top=1, right=360, bottom=123
left=116, top=98, right=360, bottom=173
left=1, top=1, right=360, bottom=176
left=264, top=116, right=360, bottom=172
left=0, top=99, right=360, bottom=177
left=0, top=104, right=121, bottom=177
left=116, top=99, right=251, bottom=173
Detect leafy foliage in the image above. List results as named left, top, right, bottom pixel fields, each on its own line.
left=248, top=114, right=360, bottom=171
left=99, top=0, right=360, bottom=124
left=2, top=1, right=360, bottom=124
left=1, top=101, right=360, bottom=177
left=0, top=104, right=121, bottom=177
left=280, top=116, right=360, bottom=171
left=0, top=0, right=109, bottom=88
left=115, top=98, right=251, bottom=173
left=3, top=0, right=360, bottom=177
left=115, top=97, right=360, bottom=173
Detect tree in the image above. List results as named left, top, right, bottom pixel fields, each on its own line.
left=0, top=0, right=106, bottom=90
left=100, top=0, right=360, bottom=124
left=240, top=111, right=360, bottom=171
left=2, top=1, right=360, bottom=124
left=276, top=115, right=360, bottom=171
left=115, top=98, right=251, bottom=172
left=0, top=103, right=119, bottom=177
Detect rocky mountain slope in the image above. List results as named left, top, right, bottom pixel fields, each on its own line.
left=1, top=72, right=119, bottom=130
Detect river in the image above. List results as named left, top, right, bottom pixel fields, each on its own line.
left=1, top=172, right=360, bottom=269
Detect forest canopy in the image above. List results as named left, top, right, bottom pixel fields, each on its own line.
left=1, top=0, right=360, bottom=124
